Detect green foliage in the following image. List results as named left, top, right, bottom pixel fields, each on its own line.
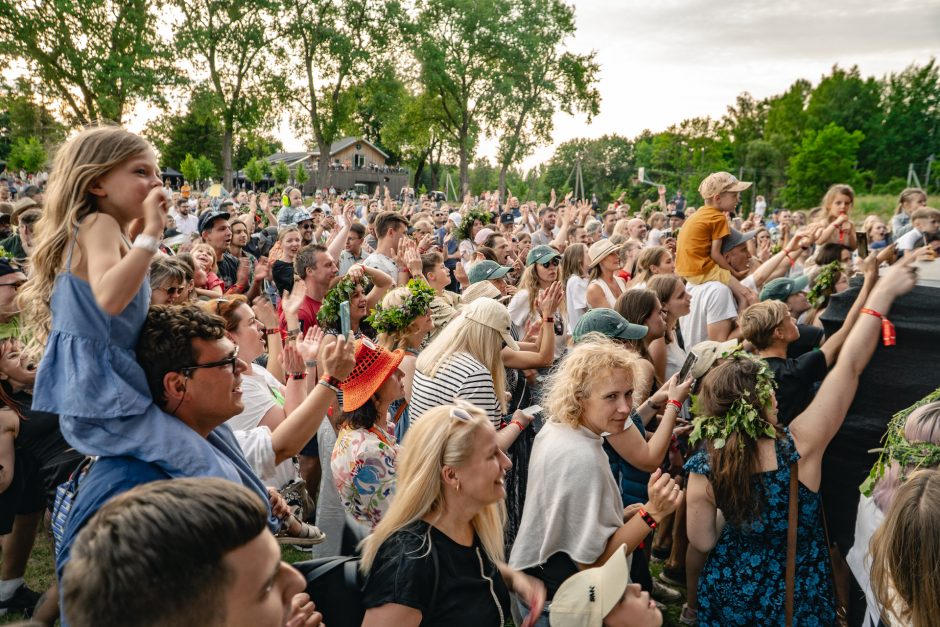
left=542, top=135, right=636, bottom=204
left=179, top=154, right=201, bottom=188
left=243, top=157, right=268, bottom=188
left=0, top=0, right=178, bottom=124
left=366, top=279, right=436, bottom=334
left=145, top=86, right=223, bottom=173
left=0, top=79, right=66, bottom=162
left=318, top=274, right=373, bottom=332
left=294, top=163, right=309, bottom=186
left=272, top=161, right=291, bottom=187
left=780, top=123, right=864, bottom=209
left=7, top=136, right=47, bottom=173
left=196, top=156, right=217, bottom=182
left=454, top=208, right=494, bottom=242
left=807, top=261, right=843, bottom=308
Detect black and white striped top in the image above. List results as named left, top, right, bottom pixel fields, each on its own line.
left=409, top=352, right=502, bottom=428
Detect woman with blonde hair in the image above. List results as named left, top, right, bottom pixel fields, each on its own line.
left=509, top=337, right=685, bottom=625
left=869, top=469, right=940, bottom=627
left=684, top=257, right=919, bottom=625
left=628, top=246, right=675, bottom=291
left=862, top=214, right=890, bottom=251
left=508, top=246, right=566, bottom=359
left=360, top=402, right=546, bottom=627
left=585, top=239, right=627, bottom=309
left=410, top=298, right=533, bottom=451
left=813, top=183, right=858, bottom=248
left=848, top=400, right=940, bottom=627
left=890, top=187, right=927, bottom=238
left=270, top=226, right=302, bottom=297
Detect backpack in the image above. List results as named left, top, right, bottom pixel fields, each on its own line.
left=294, top=534, right=439, bottom=627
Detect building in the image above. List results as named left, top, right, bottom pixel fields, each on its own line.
left=266, top=137, right=409, bottom=196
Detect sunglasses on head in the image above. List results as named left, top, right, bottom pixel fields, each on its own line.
left=539, top=257, right=561, bottom=268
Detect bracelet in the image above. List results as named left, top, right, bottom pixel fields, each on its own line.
left=304, top=359, right=317, bottom=369
left=132, top=234, right=160, bottom=254
left=510, top=419, right=526, bottom=432
left=264, top=327, right=280, bottom=336
left=317, top=379, right=341, bottom=395
left=860, top=308, right=896, bottom=346
left=543, top=317, right=554, bottom=323
left=320, top=374, right=342, bottom=388
left=666, top=399, right=683, bottom=413
left=287, top=372, right=307, bottom=381
left=638, top=508, right=658, bottom=529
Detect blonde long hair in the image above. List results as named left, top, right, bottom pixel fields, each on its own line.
left=360, top=402, right=506, bottom=572
left=415, top=307, right=507, bottom=413
left=19, top=126, right=152, bottom=364
left=376, top=286, right=427, bottom=351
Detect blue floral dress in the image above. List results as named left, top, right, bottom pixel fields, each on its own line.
left=685, top=430, right=836, bottom=626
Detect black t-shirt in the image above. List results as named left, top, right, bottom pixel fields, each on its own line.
left=787, top=323, right=824, bottom=359
left=272, top=260, right=295, bottom=296
left=764, top=350, right=829, bottom=425
left=362, top=521, right=511, bottom=627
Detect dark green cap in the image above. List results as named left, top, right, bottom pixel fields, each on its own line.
left=573, top=308, right=648, bottom=343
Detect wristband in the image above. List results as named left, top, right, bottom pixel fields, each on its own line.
left=264, top=327, right=280, bottom=336
left=638, top=508, right=658, bottom=529
left=132, top=234, right=160, bottom=254
left=860, top=308, right=896, bottom=346
left=317, top=380, right=341, bottom=395
left=320, top=374, right=342, bottom=388
left=666, top=399, right=683, bottom=413
left=287, top=372, right=307, bottom=381
left=304, top=359, right=317, bottom=369
left=543, top=317, right=554, bottom=323
left=510, top=419, right=526, bottom=432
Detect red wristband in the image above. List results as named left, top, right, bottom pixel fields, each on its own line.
left=638, top=508, right=657, bottom=529
left=666, top=399, right=683, bottom=413
left=510, top=419, right=526, bottom=432
left=860, top=308, right=896, bottom=346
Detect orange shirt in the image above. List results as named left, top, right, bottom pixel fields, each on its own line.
left=181, top=184, right=191, bottom=199
left=675, top=205, right=730, bottom=276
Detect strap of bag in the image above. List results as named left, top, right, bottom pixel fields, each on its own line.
left=786, top=461, right=798, bottom=627
left=392, top=401, right=409, bottom=425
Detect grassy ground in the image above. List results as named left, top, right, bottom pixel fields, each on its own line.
left=852, top=194, right=897, bottom=223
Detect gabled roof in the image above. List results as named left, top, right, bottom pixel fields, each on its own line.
left=266, top=152, right=312, bottom=167
left=316, top=136, right=389, bottom=159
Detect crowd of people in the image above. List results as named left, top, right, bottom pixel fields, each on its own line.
left=0, top=125, right=938, bottom=626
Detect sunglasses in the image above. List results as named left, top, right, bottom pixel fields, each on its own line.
left=156, top=285, right=184, bottom=296
left=178, top=346, right=240, bottom=377
left=539, top=257, right=561, bottom=268
left=300, top=224, right=314, bottom=229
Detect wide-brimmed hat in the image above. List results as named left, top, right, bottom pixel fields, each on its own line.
left=549, top=545, right=630, bottom=627
left=11, top=197, right=38, bottom=226
left=462, top=298, right=519, bottom=350
left=587, top=239, right=622, bottom=268
left=573, top=308, right=647, bottom=343
left=698, top=171, right=751, bottom=199
left=759, top=275, right=809, bottom=302
left=467, top=260, right=511, bottom=284
left=688, top=339, right=740, bottom=380
left=339, top=338, right=405, bottom=412
left=525, top=245, right=561, bottom=266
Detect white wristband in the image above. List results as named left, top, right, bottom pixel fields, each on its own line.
left=132, top=234, right=160, bottom=254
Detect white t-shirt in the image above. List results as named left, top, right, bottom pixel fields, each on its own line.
left=508, top=288, right=568, bottom=360
left=846, top=494, right=888, bottom=627
left=679, top=281, right=738, bottom=348
left=171, top=210, right=199, bottom=236
left=895, top=227, right=924, bottom=252
left=566, top=275, right=589, bottom=331
left=233, top=427, right=299, bottom=489
left=363, top=252, right=399, bottom=283
left=226, top=364, right=283, bottom=432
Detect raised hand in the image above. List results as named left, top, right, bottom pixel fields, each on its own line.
left=143, top=186, right=169, bottom=236
left=251, top=296, right=278, bottom=329
left=319, top=332, right=356, bottom=379
left=281, top=281, right=307, bottom=318
left=644, top=468, right=683, bottom=521
left=296, top=326, right=325, bottom=363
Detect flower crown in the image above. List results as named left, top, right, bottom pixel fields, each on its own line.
left=317, top=274, right=373, bottom=331
left=807, top=261, right=843, bottom=308
left=689, top=351, right=778, bottom=450
left=366, top=279, right=435, bottom=334
left=861, top=386, right=940, bottom=497
left=454, top=208, right=493, bottom=242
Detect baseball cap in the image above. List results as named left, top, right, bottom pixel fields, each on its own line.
left=448, top=211, right=462, bottom=226
left=293, top=210, right=313, bottom=225
left=462, top=298, right=519, bottom=350
left=467, top=260, right=511, bottom=284
left=549, top=545, right=630, bottom=627
left=698, top=172, right=752, bottom=199
left=759, top=276, right=810, bottom=302
left=720, top=228, right=757, bottom=254
left=587, top=239, right=622, bottom=269
left=461, top=280, right=501, bottom=304
left=526, top=245, right=561, bottom=266
left=498, top=212, right=515, bottom=225
left=474, top=227, right=496, bottom=246
left=573, top=308, right=647, bottom=343
left=667, top=210, right=686, bottom=220
left=197, top=210, right=230, bottom=234
left=688, top=339, right=740, bottom=379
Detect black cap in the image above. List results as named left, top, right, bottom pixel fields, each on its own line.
left=499, top=212, right=515, bottom=225
left=197, top=210, right=230, bottom=234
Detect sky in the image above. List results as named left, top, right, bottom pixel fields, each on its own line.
left=141, top=0, right=940, bottom=171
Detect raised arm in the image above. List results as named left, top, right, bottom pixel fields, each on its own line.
left=819, top=252, right=879, bottom=366
left=326, top=202, right=356, bottom=263
left=790, top=254, right=920, bottom=460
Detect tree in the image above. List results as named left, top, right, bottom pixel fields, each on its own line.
left=145, top=86, right=223, bottom=173
left=0, top=0, right=177, bottom=124
left=233, top=132, right=283, bottom=171
left=179, top=154, right=201, bottom=190
left=377, top=88, right=452, bottom=188
left=276, top=0, right=401, bottom=189
left=243, top=157, right=268, bottom=190
left=7, top=136, right=47, bottom=173
left=293, top=162, right=309, bottom=188
left=780, top=123, right=864, bottom=209
left=411, top=0, right=513, bottom=195
left=172, top=0, right=280, bottom=189
left=764, top=79, right=812, bottom=163
left=272, top=161, right=291, bottom=187
left=542, top=135, right=635, bottom=202
left=492, top=0, right=600, bottom=199
left=0, top=79, right=67, bottom=161
left=196, top=156, right=217, bottom=185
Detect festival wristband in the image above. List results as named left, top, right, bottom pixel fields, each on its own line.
left=510, top=419, right=526, bottom=432
left=317, top=380, right=341, bottom=395
left=666, top=399, right=683, bottom=413
left=132, top=234, right=160, bottom=254
left=264, top=327, right=280, bottom=336
left=287, top=372, right=307, bottom=381
left=860, top=308, right=896, bottom=346
left=638, top=508, right=658, bottom=529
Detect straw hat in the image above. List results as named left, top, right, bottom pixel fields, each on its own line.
left=587, top=239, right=622, bottom=268
left=339, top=338, right=405, bottom=412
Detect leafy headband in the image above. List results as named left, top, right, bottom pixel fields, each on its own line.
left=807, top=261, right=843, bottom=308
left=860, top=386, right=940, bottom=497
left=366, top=279, right=435, bottom=334
left=689, top=351, right=778, bottom=450
left=317, top=274, right=373, bottom=331
left=454, top=208, right=493, bottom=242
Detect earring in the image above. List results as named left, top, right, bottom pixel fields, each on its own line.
left=455, top=479, right=460, bottom=492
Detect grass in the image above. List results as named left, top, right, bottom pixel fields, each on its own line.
left=852, top=194, right=898, bottom=223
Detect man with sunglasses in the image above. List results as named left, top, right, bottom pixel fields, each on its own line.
left=0, top=259, right=25, bottom=341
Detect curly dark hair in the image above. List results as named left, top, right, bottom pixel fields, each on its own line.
left=136, top=305, right=227, bottom=407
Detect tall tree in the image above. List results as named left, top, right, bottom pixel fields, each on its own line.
left=0, top=78, right=67, bottom=161
left=492, top=0, right=600, bottom=199
left=411, top=0, right=512, bottom=195
left=781, top=123, right=864, bottom=209
left=144, top=86, right=224, bottom=173
left=0, top=0, right=177, bottom=124
left=172, top=0, right=279, bottom=188
left=277, top=0, right=401, bottom=189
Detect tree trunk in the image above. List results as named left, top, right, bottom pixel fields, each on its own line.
left=459, top=143, right=470, bottom=197
left=222, top=125, right=234, bottom=190
left=498, top=164, right=508, bottom=203
left=316, top=141, right=331, bottom=192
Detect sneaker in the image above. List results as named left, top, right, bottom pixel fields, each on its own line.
left=0, top=584, right=42, bottom=617
left=651, top=579, right=682, bottom=603
left=659, top=567, right=686, bottom=588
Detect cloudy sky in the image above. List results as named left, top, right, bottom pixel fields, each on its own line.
left=274, top=0, right=940, bottom=169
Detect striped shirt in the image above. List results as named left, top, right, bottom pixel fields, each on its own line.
left=409, top=352, right=502, bottom=428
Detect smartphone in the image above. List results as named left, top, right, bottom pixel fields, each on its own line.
left=678, top=352, right=699, bottom=382
left=521, top=405, right=542, bottom=416
left=856, top=231, right=869, bottom=259
left=339, top=301, right=351, bottom=339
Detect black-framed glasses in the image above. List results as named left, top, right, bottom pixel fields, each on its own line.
left=540, top=257, right=561, bottom=268
left=178, top=346, right=240, bottom=377
left=299, top=223, right=314, bottom=230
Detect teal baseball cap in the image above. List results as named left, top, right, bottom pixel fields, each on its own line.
left=573, top=308, right=648, bottom=343
left=467, top=260, right=512, bottom=284
left=526, top=245, right=561, bottom=266
left=759, top=275, right=809, bottom=302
